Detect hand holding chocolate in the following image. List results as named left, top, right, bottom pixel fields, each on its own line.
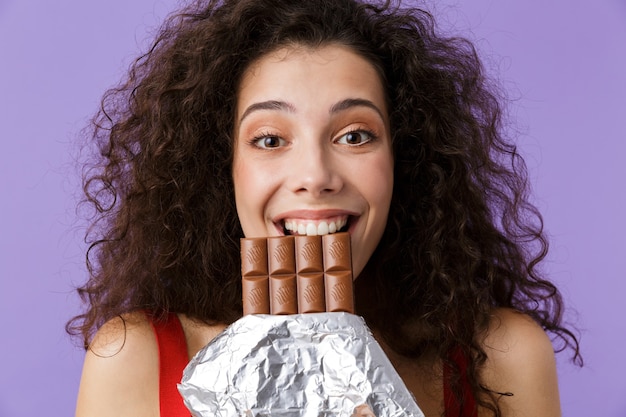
left=178, top=232, right=424, bottom=417
left=178, top=313, right=424, bottom=417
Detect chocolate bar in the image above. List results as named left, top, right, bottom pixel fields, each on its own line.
left=268, top=236, right=297, bottom=315
left=241, top=232, right=354, bottom=315
left=322, top=233, right=354, bottom=313
left=295, top=235, right=325, bottom=313
left=241, top=238, right=270, bottom=315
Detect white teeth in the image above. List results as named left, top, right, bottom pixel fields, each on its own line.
left=283, top=216, right=349, bottom=236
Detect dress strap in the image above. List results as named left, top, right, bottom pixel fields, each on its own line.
left=148, top=312, right=191, bottom=417
left=443, top=347, right=478, bottom=417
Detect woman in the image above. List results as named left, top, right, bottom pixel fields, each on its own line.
left=69, top=0, right=580, bottom=416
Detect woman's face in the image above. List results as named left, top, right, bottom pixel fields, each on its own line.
left=232, top=44, right=394, bottom=278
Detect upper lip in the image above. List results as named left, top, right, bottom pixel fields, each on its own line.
left=272, top=209, right=359, bottom=222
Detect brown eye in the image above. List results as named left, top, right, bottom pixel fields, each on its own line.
left=345, top=132, right=362, bottom=144
left=254, top=135, right=286, bottom=149
left=336, top=130, right=375, bottom=146
left=263, top=136, right=280, bottom=147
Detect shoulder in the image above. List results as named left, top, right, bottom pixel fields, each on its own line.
left=75, top=311, right=160, bottom=417
left=478, top=308, right=561, bottom=417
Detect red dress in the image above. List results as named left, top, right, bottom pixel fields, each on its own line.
left=149, top=313, right=477, bottom=417
left=148, top=312, right=191, bottom=417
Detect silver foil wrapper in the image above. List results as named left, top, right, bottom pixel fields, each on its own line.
left=179, top=313, right=424, bottom=417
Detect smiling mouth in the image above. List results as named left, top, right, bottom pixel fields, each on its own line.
left=282, top=215, right=352, bottom=236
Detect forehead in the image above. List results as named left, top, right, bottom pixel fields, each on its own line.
left=236, top=44, right=387, bottom=117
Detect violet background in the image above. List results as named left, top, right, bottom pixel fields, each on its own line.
left=0, top=0, right=624, bottom=416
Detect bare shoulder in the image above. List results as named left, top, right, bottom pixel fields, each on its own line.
left=75, top=311, right=160, bottom=417
left=479, top=308, right=561, bottom=417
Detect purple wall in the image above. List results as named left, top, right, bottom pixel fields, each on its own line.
left=1, top=0, right=624, bottom=416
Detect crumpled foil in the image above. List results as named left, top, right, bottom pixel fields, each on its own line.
left=178, top=312, right=424, bottom=417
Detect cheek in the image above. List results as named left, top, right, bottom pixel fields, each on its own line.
left=368, top=156, right=394, bottom=215
left=233, top=156, right=278, bottom=237
left=232, top=159, right=258, bottom=228
left=353, top=155, right=394, bottom=276
left=233, top=164, right=250, bottom=199
left=366, top=158, right=394, bottom=241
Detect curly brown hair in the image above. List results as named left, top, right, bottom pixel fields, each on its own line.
left=68, top=0, right=580, bottom=414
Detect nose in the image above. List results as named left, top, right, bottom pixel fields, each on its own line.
left=286, top=142, right=343, bottom=197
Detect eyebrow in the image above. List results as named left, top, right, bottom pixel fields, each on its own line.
left=329, top=98, right=386, bottom=121
left=239, top=100, right=296, bottom=126
left=238, top=97, right=385, bottom=126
